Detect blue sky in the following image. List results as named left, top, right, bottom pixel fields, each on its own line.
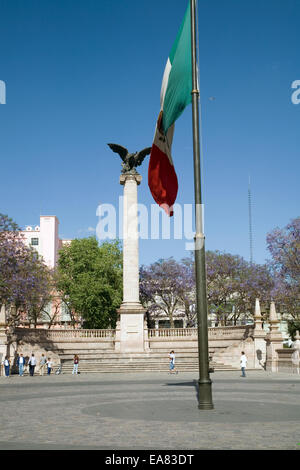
left=0, top=0, right=299, bottom=267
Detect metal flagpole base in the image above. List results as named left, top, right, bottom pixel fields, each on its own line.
left=198, top=379, right=214, bottom=410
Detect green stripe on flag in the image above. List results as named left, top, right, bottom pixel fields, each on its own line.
left=162, top=2, right=192, bottom=134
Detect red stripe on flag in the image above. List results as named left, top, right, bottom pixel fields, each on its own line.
left=148, top=143, right=178, bottom=217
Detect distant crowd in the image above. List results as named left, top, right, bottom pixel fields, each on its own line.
left=1, top=353, right=81, bottom=377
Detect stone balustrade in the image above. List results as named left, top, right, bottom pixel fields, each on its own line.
left=208, top=325, right=253, bottom=338
left=14, top=327, right=115, bottom=341
left=148, top=325, right=253, bottom=339
left=11, top=328, right=116, bottom=356
left=45, top=329, right=116, bottom=339
left=148, top=328, right=198, bottom=338
left=147, top=325, right=254, bottom=351
left=13, top=326, right=253, bottom=347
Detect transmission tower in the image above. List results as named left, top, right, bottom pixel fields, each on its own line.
left=248, top=176, right=254, bottom=264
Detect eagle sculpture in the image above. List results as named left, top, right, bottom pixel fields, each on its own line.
left=107, top=143, right=151, bottom=174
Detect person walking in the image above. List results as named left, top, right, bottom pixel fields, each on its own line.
left=17, top=353, right=25, bottom=376
left=240, top=351, right=248, bottom=378
left=39, top=354, right=47, bottom=376
left=72, top=354, right=79, bottom=375
left=28, top=353, right=37, bottom=377
left=169, top=351, right=177, bottom=374
left=2, top=356, right=10, bottom=378
left=46, top=358, right=53, bottom=375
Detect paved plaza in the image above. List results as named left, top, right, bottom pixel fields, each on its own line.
left=0, top=370, right=300, bottom=451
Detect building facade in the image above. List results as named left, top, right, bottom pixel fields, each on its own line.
left=20, top=215, right=71, bottom=269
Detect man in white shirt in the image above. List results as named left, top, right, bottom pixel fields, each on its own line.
left=240, top=351, right=247, bottom=378
left=169, top=351, right=177, bottom=374
left=17, top=354, right=25, bottom=376
left=28, top=353, right=37, bottom=377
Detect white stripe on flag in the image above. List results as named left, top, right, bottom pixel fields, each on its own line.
left=160, top=58, right=171, bottom=108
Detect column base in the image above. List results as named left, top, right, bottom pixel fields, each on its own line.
left=116, top=303, right=147, bottom=353
left=198, top=380, right=214, bottom=410
left=118, top=302, right=146, bottom=313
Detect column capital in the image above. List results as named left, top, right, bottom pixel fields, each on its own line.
left=120, top=173, right=142, bottom=186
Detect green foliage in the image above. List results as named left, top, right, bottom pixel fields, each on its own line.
left=287, top=320, right=300, bottom=341
left=56, top=237, right=122, bottom=329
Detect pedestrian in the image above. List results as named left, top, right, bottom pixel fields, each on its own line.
left=240, top=351, right=247, bottom=377
left=39, top=354, right=47, bottom=376
left=17, top=353, right=25, bottom=376
left=72, top=354, right=79, bottom=375
left=28, top=353, right=37, bottom=376
left=169, top=350, right=177, bottom=374
left=2, top=356, right=10, bottom=378
left=46, top=358, right=53, bottom=375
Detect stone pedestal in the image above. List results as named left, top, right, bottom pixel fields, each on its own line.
left=265, top=302, right=283, bottom=372
left=117, top=173, right=146, bottom=353
left=253, top=299, right=266, bottom=369
left=291, top=331, right=300, bottom=374
left=293, top=330, right=300, bottom=350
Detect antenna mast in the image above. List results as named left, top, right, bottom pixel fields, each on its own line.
left=248, top=176, right=254, bottom=264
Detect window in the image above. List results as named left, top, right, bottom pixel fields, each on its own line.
left=31, top=238, right=39, bottom=246
left=60, top=302, right=72, bottom=322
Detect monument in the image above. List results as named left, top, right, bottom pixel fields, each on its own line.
left=252, top=298, right=266, bottom=369
left=108, top=143, right=151, bottom=352
left=266, top=301, right=283, bottom=372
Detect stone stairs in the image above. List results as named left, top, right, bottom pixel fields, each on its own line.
left=58, top=348, right=239, bottom=374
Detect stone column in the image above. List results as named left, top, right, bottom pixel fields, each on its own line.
left=0, top=305, right=8, bottom=375
left=265, top=301, right=283, bottom=372
left=292, top=331, right=300, bottom=374
left=116, top=173, right=146, bottom=352
left=253, top=298, right=266, bottom=369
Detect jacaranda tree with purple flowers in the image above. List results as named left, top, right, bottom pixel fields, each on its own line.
left=140, top=258, right=190, bottom=328
left=0, top=213, right=53, bottom=327
left=189, top=250, right=273, bottom=326
left=140, top=251, right=273, bottom=327
left=267, top=217, right=300, bottom=323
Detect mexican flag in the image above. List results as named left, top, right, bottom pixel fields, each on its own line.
left=148, top=2, right=192, bottom=216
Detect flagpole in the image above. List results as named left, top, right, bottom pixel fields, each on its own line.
left=190, top=0, right=214, bottom=410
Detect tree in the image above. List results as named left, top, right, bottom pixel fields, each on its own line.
left=267, top=217, right=300, bottom=284
left=140, top=258, right=190, bottom=328
left=267, top=217, right=300, bottom=321
left=56, top=238, right=122, bottom=329
left=0, top=213, right=54, bottom=327
left=179, top=256, right=197, bottom=326
left=231, top=261, right=273, bottom=322
left=205, top=251, right=246, bottom=325
left=21, top=251, right=54, bottom=328
left=0, top=213, right=23, bottom=307
left=166, top=251, right=273, bottom=327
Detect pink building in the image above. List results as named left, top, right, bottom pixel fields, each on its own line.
left=20, top=215, right=71, bottom=269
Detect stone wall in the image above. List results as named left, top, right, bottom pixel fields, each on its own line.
left=2, top=323, right=293, bottom=373
left=6, top=325, right=258, bottom=367
left=13, top=327, right=115, bottom=353
left=148, top=326, right=254, bottom=351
